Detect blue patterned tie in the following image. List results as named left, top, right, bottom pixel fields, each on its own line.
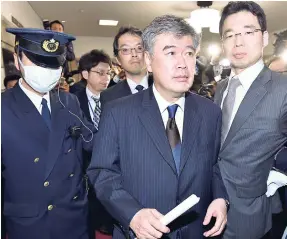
left=166, top=104, right=181, bottom=173
left=41, top=98, right=51, bottom=130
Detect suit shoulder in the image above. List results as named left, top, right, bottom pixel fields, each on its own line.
left=1, top=88, right=15, bottom=105
left=102, top=81, right=123, bottom=95
left=104, top=90, right=142, bottom=112
left=190, top=92, right=221, bottom=113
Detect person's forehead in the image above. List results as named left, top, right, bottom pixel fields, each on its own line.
left=92, top=62, right=110, bottom=69
left=118, top=33, right=142, bottom=46
left=154, top=34, right=194, bottom=47
left=51, top=23, right=63, bottom=28
left=222, top=11, right=260, bottom=31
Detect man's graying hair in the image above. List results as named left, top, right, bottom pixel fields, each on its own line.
left=142, top=15, right=201, bottom=56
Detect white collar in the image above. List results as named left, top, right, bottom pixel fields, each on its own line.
left=230, top=59, right=264, bottom=91
left=18, top=78, right=50, bottom=108
left=86, top=86, right=100, bottom=101
left=152, top=84, right=185, bottom=114
left=126, top=74, right=149, bottom=90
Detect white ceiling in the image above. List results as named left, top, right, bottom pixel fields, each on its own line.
left=29, top=1, right=287, bottom=56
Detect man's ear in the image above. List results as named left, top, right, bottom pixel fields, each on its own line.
left=82, top=70, right=89, bottom=80
left=144, top=51, right=153, bottom=73
left=13, top=53, right=20, bottom=71
left=116, top=56, right=122, bottom=66
left=263, top=31, right=269, bottom=48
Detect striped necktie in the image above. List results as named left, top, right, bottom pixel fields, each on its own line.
left=91, top=96, right=101, bottom=129
left=166, top=104, right=181, bottom=173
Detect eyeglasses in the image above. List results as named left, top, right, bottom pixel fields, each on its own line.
left=118, top=45, right=144, bottom=55
left=222, top=29, right=263, bottom=42
left=90, top=70, right=112, bottom=77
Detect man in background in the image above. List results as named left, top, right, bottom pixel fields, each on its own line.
left=100, top=26, right=153, bottom=107
left=74, top=49, right=114, bottom=238
left=49, top=20, right=76, bottom=78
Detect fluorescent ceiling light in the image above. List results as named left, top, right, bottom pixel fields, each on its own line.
left=99, top=20, right=118, bottom=26
left=61, top=20, right=66, bottom=23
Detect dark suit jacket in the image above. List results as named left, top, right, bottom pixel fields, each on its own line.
left=100, top=74, right=153, bottom=108
left=1, top=85, right=95, bottom=239
left=275, top=145, right=287, bottom=208
left=70, top=80, right=87, bottom=95
left=87, top=87, right=228, bottom=239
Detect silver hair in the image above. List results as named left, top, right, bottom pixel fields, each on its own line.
left=142, top=14, right=201, bottom=56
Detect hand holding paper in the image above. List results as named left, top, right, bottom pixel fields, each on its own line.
left=132, top=194, right=200, bottom=239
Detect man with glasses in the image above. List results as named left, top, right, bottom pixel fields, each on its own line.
left=100, top=26, right=153, bottom=108
left=74, top=49, right=113, bottom=237
left=214, top=2, right=287, bottom=238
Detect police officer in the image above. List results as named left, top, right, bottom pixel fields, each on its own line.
left=1, top=28, right=96, bottom=239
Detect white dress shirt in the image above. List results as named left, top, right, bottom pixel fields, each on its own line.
left=127, top=74, right=149, bottom=94
left=153, top=85, right=185, bottom=140
left=19, top=78, right=51, bottom=114
left=221, top=59, right=264, bottom=132
left=86, top=87, right=101, bottom=125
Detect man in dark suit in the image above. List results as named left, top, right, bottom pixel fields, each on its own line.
left=100, top=26, right=153, bottom=107
left=2, top=28, right=95, bottom=239
left=88, top=15, right=228, bottom=239
left=214, top=2, right=287, bottom=238
left=75, top=49, right=114, bottom=237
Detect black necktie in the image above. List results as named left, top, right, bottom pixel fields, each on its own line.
left=166, top=104, right=181, bottom=173
left=41, top=98, right=51, bottom=130
left=135, top=85, right=144, bottom=92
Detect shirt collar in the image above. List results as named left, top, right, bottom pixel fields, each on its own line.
left=86, top=86, right=100, bottom=101
left=152, top=84, right=185, bottom=114
left=19, top=78, right=50, bottom=109
left=230, top=59, right=264, bottom=91
left=126, top=74, right=149, bottom=90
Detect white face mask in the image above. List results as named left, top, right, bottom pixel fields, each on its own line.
left=19, top=58, right=62, bottom=93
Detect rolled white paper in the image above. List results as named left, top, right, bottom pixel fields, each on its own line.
left=135, top=194, right=200, bottom=238
left=160, top=194, right=200, bottom=226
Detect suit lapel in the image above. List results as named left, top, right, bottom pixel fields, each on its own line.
left=12, top=84, right=50, bottom=146
left=214, top=79, right=228, bottom=106
left=221, top=67, right=270, bottom=150
left=44, top=90, right=68, bottom=180
left=179, top=93, right=201, bottom=175
left=138, top=88, right=177, bottom=175
left=121, top=80, right=132, bottom=96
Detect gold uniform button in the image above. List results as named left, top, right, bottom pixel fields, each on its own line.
left=48, top=205, right=53, bottom=210
left=69, top=173, right=74, bottom=177
left=67, top=149, right=72, bottom=153
left=73, top=195, right=78, bottom=200
left=34, top=158, right=40, bottom=163
left=44, top=181, right=49, bottom=187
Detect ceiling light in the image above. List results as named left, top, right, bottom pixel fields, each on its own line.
left=99, top=20, right=118, bottom=26
left=61, top=20, right=66, bottom=23
left=186, top=1, right=220, bottom=34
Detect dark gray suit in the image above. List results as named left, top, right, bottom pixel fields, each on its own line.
left=214, top=67, right=287, bottom=238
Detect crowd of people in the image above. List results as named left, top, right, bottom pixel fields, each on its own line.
left=1, top=1, right=287, bottom=239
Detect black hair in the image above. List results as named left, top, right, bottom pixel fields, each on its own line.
left=78, top=49, right=111, bottom=73
left=49, top=20, right=64, bottom=30
left=113, top=26, right=142, bottom=56
left=219, top=1, right=267, bottom=37
left=4, top=74, right=21, bottom=88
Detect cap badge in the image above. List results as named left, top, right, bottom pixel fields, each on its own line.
left=41, top=38, right=59, bottom=52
